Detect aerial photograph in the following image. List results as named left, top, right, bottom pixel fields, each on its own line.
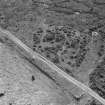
left=0, top=0, right=105, bottom=105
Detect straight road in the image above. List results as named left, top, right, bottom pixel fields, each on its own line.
left=0, top=29, right=105, bottom=105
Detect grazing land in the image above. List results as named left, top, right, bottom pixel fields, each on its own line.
left=0, top=0, right=105, bottom=105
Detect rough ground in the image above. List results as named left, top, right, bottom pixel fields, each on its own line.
left=0, top=0, right=105, bottom=105
left=0, top=41, right=73, bottom=105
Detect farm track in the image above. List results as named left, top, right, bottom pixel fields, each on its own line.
left=0, top=29, right=105, bottom=105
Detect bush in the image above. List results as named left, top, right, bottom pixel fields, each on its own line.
left=89, top=58, right=105, bottom=99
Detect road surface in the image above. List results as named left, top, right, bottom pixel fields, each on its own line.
left=0, top=29, right=105, bottom=105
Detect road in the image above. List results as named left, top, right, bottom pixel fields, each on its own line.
left=0, top=28, right=105, bottom=105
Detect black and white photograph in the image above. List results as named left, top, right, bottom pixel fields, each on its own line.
left=0, top=0, right=105, bottom=105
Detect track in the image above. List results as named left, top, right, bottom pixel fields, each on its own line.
left=0, top=29, right=105, bottom=105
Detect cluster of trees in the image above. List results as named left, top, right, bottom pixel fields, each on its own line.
left=33, top=25, right=92, bottom=70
